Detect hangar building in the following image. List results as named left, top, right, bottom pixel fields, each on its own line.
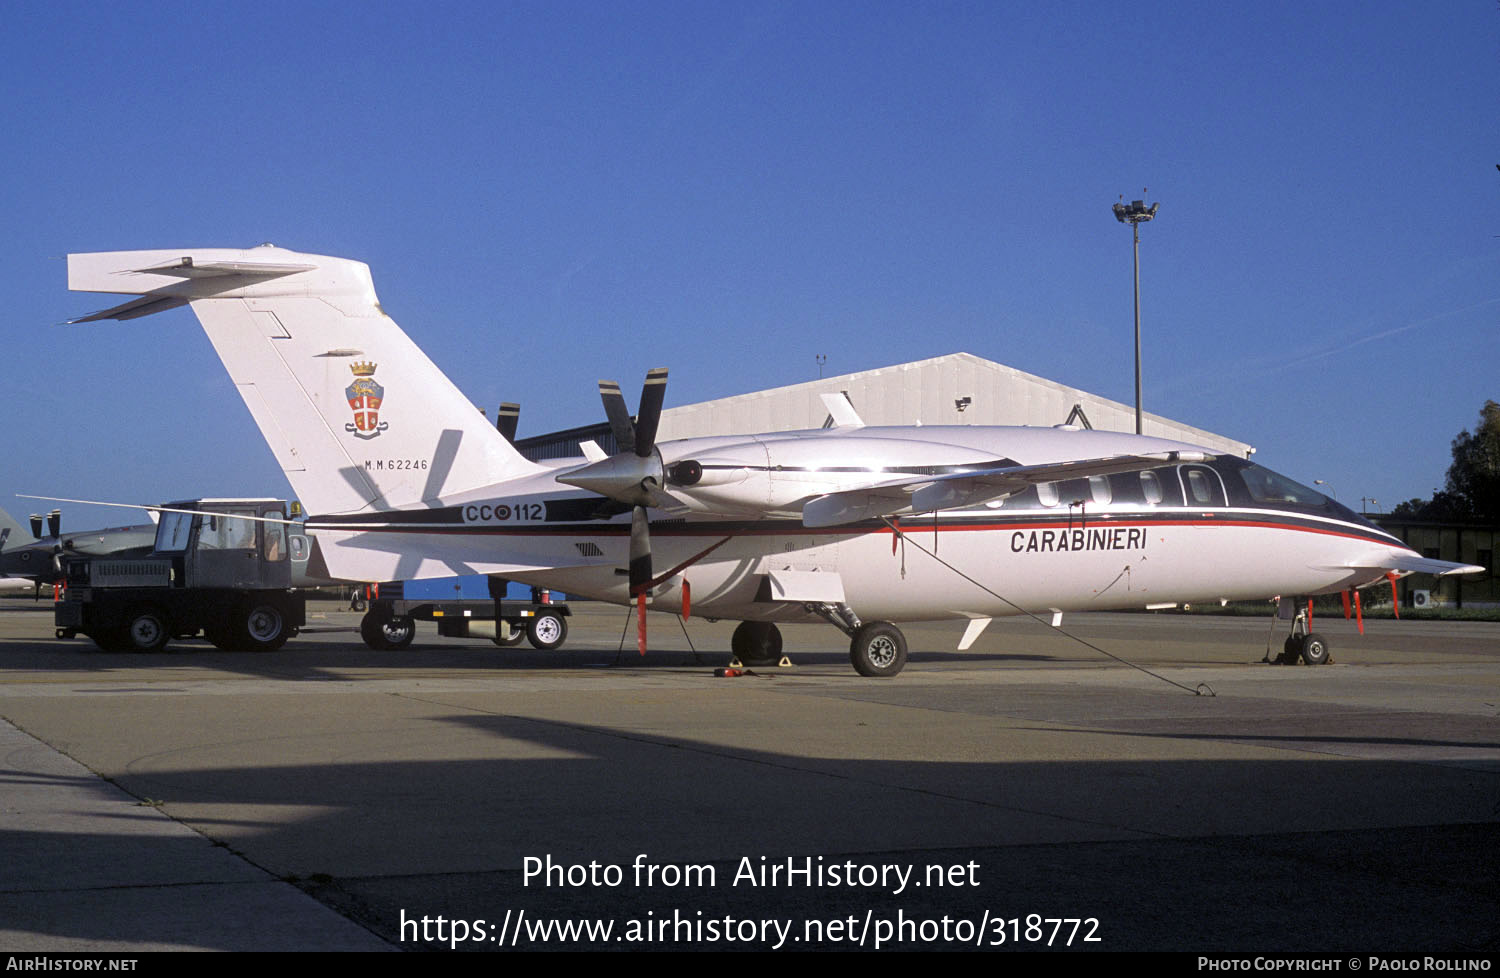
left=515, top=352, right=1253, bottom=460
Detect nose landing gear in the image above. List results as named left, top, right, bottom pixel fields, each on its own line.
left=1271, top=599, right=1331, bottom=666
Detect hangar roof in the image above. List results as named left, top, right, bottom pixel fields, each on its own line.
left=517, top=352, right=1253, bottom=460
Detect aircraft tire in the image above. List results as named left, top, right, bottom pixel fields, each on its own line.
left=1299, top=632, right=1330, bottom=666
left=526, top=612, right=567, bottom=650
left=849, top=621, right=907, bottom=678
left=730, top=621, right=782, bottom=666
left=122, top=606, right=171, bottom=652
left=1279, top=635, right=1303, bottom=665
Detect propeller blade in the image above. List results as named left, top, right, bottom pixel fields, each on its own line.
left=633, top=367, right=668, bottom=457
left=630, top=506, right=652, bottom=655
left=46, top=510, right=60, bottom=539
left=599, top=380, right=636, bottom=455
left=628, top=506, right=652, bottom=596
left=29, top=515, right=44, bottom=539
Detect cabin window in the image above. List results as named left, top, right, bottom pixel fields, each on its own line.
left=1140, top=471, right=1164, bottom=505
left=1180, top=465, right=1228, bottom=507
left=1036, top=481, right=1060, bottom=507
left=1088, top=476, right=1112, bottom=505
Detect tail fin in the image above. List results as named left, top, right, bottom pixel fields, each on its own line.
left=0, top=506, right=34, bottom=551
left=68, top=246, right=545, bottom=515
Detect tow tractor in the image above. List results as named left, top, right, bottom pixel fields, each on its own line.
left=55, top=498, right=305, bottom=652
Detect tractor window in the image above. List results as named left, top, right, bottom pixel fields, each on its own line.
left=264, top=521, right=287, bottom=562
left=155, top=512, right=193, bottom=553
left=196, top=510, right=257, bottom=551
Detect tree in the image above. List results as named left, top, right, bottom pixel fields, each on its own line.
left=1442, top=400, right=1500, bottom=520
left=1397, top=401, right=1500, bottom=520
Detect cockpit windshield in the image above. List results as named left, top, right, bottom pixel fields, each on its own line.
left=1234, top=462, right=1329, bottom=508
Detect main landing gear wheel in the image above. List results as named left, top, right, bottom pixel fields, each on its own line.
left=849, top=621, right=907, bottom=678
left=730, top=621, right=783, bottom=667
left=526, top=612, right=567, bottom=650
left=360, top=611, right=415, bottom=651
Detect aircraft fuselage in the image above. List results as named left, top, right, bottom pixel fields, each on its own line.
left=305, top=429, right=1403, bottom=624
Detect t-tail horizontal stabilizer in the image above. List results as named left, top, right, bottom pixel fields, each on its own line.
left=67, top=251, right=319, bottom=323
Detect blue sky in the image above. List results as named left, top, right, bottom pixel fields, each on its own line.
left=3, top=1, right=1497, bottom=529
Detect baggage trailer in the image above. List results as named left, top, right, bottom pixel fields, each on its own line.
left=358, top=586, right=570, bottom=651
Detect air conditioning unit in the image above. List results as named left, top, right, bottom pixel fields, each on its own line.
left=1412, top=589, right=1433, bottom=609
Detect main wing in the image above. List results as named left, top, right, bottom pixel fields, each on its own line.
left=1317, top=552, right=1486, bottom=580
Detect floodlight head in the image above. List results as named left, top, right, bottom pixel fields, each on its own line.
left=1113, top=199, right=1160, bottom=225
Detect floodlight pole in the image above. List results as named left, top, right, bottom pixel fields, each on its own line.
left=1113, top=198, right=1159, bottom=434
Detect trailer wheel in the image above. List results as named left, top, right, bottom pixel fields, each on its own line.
left=360, top=611, right=415, bottom=650
left=526, top=612, right=567, bottom=650
left=493, top=623, right=526, bottom=647
left=382, top=616, right=416, bottom=650
left=236, top=602, right=290, bottom=652
left=123, top=606, right=171, bottom=652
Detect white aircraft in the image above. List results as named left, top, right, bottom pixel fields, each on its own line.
left=65, top=246, right=1482, bottom=675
